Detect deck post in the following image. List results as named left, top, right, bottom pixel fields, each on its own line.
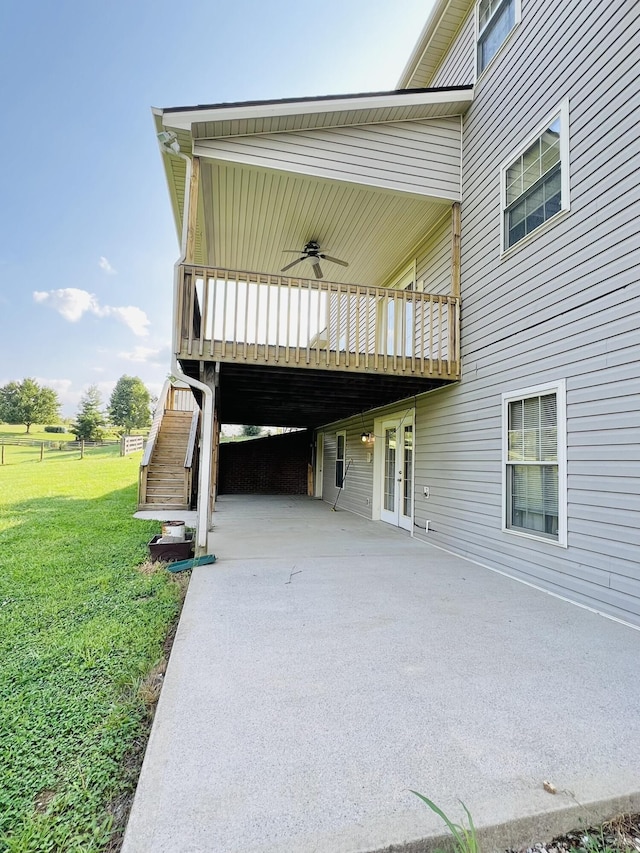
left=185, top=156, right=200, bottom=265
left=451, top=202, right=461, bottom=299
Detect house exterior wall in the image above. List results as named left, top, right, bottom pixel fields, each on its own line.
left=318, top=0, right=640, bottom=627
left=414, top=214, right=453, bottom=295
left=194, top=119, right=463, bottom=200
left=416, top=0, right=640, bottom=626
left=321, top=416, right=375, bottom=518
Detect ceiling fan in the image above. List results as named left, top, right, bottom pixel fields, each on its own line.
left=281, top=241, right=349, bottom=279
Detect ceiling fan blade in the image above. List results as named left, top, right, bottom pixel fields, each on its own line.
left=312, top=260, right=323, bottom=279
left=320, top=254, right=349, bottom=267
left=282, top=249, right=304, bottom=253
left=281, top=257, right=306, bottom=272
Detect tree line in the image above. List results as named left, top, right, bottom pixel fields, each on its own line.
left=0, top=377, right=153, bottom=441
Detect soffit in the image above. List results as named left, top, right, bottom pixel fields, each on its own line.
left=199, top=159, right=450, bottom=286
left=398, top=0, right=475, bottom=89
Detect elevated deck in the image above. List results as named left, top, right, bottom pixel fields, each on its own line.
left=177, top=265, right=460, bottom=379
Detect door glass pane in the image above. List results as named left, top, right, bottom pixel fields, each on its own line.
left=403, top=425, right=413, bottom=517
left=384, top=428, right=396, bottom=512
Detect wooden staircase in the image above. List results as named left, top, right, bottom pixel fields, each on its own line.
left=138, top=383, right=199, bottom=511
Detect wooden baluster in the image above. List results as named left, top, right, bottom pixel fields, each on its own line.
left=187, top=272, right=194, bottom=356
left=365, top=287, right=370, bottom=370
left=438, top=296, right=443, bottom=375
left=285, top=276, right=291, bottom=364
left=233, top=272, right=239, bottom=359
left=265, top=277, right=271, bottom=361
left=344, top=285, right=353, bottom=367
left=254, top=276, right=260, bottom=361
left=325, top=284, right=330, bottom=367
left=447, top=296, right=454, bottom=376
left=316, top=284, right=321, bottom=367
left=222, top=270, right=229, bottom=358
left=200, top=272, right=209, bottom=357
left=177, top=268, right=185, bottom=354
left=306, top=280, right=312, bottom=364
left=275, top=278, right=281, bottom=363
left=295, top=277, right=301, bottom=364
left=355, top=287, right=361, bottom=369
left=243, top=276, right=249, bottom=361
left=428, top=294, right=434, bottom=375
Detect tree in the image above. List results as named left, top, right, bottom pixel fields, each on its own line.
left=71, top=386, right=107, bottom=442
left=241, top=425, right=263, bottom=437
left=108, top=375, right=152, bottom=435
left=0, top=378, right=60, bottom=433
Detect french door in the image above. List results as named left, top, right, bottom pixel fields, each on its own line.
left=379, top=415, right=414, bottom=531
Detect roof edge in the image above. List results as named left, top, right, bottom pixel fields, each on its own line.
left=397, top=0, right=455, bottom=89
left=161, top=85, right=473, bottom=116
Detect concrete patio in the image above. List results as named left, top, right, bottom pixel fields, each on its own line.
left=122, top=496, right=640, bottom=853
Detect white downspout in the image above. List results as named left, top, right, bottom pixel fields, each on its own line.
left=159, top=136, right=213, bottom=551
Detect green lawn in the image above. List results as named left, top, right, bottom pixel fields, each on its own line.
left=0, top=445, right=186, bottom=852
left=0, top=424, right=119, bottom=443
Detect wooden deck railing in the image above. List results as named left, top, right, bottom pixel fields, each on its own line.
left=177, top=265, right=460, bottom=379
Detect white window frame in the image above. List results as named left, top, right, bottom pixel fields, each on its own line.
left=335, top=430, right=346, bottom=489
left=501, top=379, right=567, bottom=547
left=475, top=0, right=521, bottom=79
left=500, top=99, right=570, bottom=256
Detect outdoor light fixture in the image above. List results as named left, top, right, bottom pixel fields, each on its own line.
left=157, top=130, right=181, bottom=155
left=360, top=432, right=374, bottom=443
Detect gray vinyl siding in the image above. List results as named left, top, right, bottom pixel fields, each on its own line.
left=321, top=417, right=376, bottom=518
left=411, top=0, right=640, bottom=626
left=431, top=11, right=475, bottom=87
left=415, top=214, right=453, bottom=296
left=195, top=119, right=462, bottom=200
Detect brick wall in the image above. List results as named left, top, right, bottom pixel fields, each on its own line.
left=218, top=430, right=312, bottom=495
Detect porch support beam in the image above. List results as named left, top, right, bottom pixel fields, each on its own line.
left=185, top=155, right=201, bottom=264
left=451, top=201, right=461, bottom=299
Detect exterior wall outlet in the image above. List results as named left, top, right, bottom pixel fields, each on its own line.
left=423, top=486, right=430, bottom=498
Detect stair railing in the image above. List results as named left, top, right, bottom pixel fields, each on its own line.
left=138, top=379, right=172, bottom=508
left=183, top=409, right=200, bottom=506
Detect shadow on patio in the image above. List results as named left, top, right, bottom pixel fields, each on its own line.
left=122, top=496, right=640, bottom=853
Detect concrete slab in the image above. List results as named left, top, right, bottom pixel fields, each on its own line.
left=122, top=496, right=640, bottom=853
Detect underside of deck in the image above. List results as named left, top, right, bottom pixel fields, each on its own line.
left=180, top=359, right=449, bottom=427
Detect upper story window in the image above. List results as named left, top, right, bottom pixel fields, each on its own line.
left=477, top=0, right=520, bottom=74
left=501, top=100, right=570, bottom=252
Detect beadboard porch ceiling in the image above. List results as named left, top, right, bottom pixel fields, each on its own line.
left=154, top=87, right=471, bottom=288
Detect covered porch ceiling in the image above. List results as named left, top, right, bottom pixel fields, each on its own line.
left=155, top=86, right=472, bottom=288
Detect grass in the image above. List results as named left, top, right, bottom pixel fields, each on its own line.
left=0, top=443, right=186, bottom=852
left=411, top=793, right=640, bottom=853
left=411, top=793, right=479, bottom=853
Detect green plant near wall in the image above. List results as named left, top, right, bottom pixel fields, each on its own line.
left=411, top=792, right=480, bottom=853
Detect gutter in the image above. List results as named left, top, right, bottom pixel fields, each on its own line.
left=158, top=134, right=213, bottom=552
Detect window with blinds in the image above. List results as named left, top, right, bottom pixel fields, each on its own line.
left=506, top=392, right=559, bottom=539
left=500, top=101, right=569, bottom=253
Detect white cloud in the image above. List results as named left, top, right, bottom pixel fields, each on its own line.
left=34, top=288, right=98, bottom=322
left=105, top=305, right=150, bottom=337
left=35, top=378, right=82, bottom=410
left=98, top=256, right=117, bottom=275
left=33, top=288, right=150, bottom=337
left=119, top=345, right=162, bottom=363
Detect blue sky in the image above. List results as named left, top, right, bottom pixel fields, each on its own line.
left=0, top=0, right=434, bottom=417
